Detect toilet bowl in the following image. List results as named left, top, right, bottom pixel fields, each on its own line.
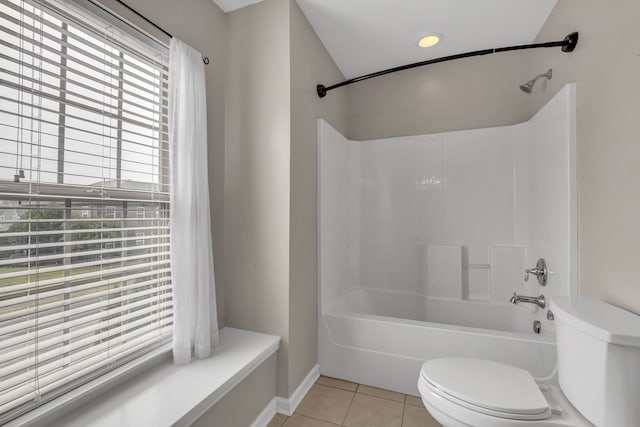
left=418, top=358, right=590, bottom=426
left=417, top=297, right=640, bottom=427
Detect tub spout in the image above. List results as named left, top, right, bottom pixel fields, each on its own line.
left=510, top=292, right=546, bottom=309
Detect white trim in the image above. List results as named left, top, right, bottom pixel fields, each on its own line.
left=178, top=331, right=281, bottom=426
left=9, top=328, right=280, bottom=427
left=250, top=398, right=277, bottom=427
left=275, top=364, right=320, bottom=416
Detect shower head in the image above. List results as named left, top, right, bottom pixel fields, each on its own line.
left=519, top=81, right=535, bottom=93
left=519, top=69, right=552, bottom=94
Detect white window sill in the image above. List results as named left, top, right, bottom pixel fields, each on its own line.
left=10, top=328, right=280, bottom=427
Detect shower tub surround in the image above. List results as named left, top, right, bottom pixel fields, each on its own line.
left=318, top=84, right=576, bottom=395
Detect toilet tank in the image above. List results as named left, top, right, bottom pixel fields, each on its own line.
left=551, top=297, right=640, bottom=427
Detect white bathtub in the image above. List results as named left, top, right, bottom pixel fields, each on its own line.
left=319, top=288, right=557, bottom=395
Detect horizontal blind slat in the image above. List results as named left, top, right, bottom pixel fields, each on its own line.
left=0, top=123, right=170, bottom=157
left=0, top=241, right=170, bottom=267
left=0, top=312, right=173, bottom=389
left=0, top=93, right=167, bottom=137
left=0, top=191, right=170, bottom=204
left=0, top=259, right=170, bottom=305
left=0, top=29, right=167, bottom=101
left=0, top=326, right=172, bottom=410
left=0, top=149, right=170, bottom=179
left=1, top=65, right=167, bottom=118
left=0, top=293, right=173, bottom=349
left=0, top=287, right=173, bottom=341
left=0, top=108, right=168, bottom=157
left=1, top=0, right=170, bottom=69
left=0, top=49, right=168, bottom=109
left=0, top=232, right=169, bottom=255
left=0, top=315, right=173, bottom=389
left=0, top=217, right=169, bottom=225
left=0, top=252, right=169, bottom=300
left=0, top=9, right=169, bottom=86
left=0, top=276, right=171, bottom=323
left=1, top=74, right=166, bottom=129
left=0, top=224, right=169, bottom=238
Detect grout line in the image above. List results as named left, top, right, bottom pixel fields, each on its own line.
left=316, top=378, right=358, bottom=393
left=295, top=382, right=353, bottom=426
left=340, top=388, right=357, bottom=426
left=308, top=380, right=412, bottom=425
left=293, top=413, right=341, bottom=426
left=319, top=379, right=406, bottom=405
left=354, top=387, right=406, bottom=404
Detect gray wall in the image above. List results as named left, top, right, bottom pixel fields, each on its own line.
left=224, top=0, right=292, bottom=396
left=346, top=50, right=532, bottom=140
left=529, top=0, right=640, bottom=315
left=223, top=0, right=348, bottom=397
left=289, top=0, right=347, bottom=394
left=191, top=354, right=277, bottom=427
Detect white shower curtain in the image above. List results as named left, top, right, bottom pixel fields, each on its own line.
left=169, top=38, right=219, bottom=365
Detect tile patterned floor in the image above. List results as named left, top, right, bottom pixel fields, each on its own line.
left=267, top=376, right=442, bottom=427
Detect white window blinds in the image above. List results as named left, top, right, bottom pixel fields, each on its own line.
left=0, top=0, right=172, bottom=421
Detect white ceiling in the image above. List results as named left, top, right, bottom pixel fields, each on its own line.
left=212, top=0, right=264, bottom=13
left=212, top=0, right=557, bottom=80
left=295, top=0, right=557, bottom=79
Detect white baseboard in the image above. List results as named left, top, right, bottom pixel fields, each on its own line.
left=275, top=364, right=320, bottom=416
left=250, top=364, right=320, bottom=425
left=250, top=397, right=277, bottom=427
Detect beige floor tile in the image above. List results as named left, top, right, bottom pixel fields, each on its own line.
left=402, top=404, right=442, bottom=427
left=316, top=375, right=358, bottom=392
left=404, top=395, right=424, bottom=408
left=283, top=414, right=340, bottom=427
left=343, top=392, right=404, bottom=427
left=357, top=384, right=405, bottom=403
left=295, top=384, right=354, bottom=425
left=267, top=413, right=289, bottom=427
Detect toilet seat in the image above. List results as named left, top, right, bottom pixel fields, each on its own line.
left=420, top=358, right=552, bottom=421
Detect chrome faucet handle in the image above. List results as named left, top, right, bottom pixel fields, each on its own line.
left=524, top=268, right=541, bottom=281
left=524, top=258, right=548, bottom=286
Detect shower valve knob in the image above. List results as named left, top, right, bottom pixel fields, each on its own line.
left=525, top=258, right=548, bottom=286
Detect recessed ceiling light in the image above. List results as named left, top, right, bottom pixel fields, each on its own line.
left=418, top=33, right=442, bottom=48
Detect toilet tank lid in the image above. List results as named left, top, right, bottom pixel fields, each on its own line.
left=551, top=296, right=640, bottom=347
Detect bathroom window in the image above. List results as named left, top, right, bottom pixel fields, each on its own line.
left=0, top=0, right=171, bottom=422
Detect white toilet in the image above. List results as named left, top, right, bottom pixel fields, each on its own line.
left=418, top=296, right=640, bottom=427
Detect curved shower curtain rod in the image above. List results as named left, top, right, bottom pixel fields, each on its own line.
left=316, top=32, right=578, bottom=98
